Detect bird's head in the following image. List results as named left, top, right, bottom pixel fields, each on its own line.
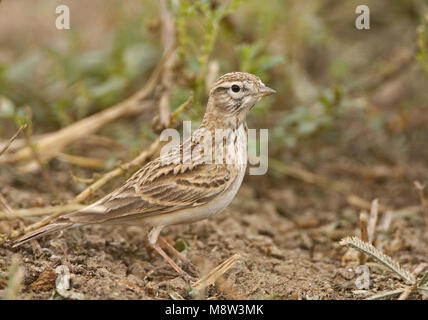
left=204, top=72, right=275, bottom=128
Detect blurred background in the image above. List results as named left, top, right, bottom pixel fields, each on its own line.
left=1, top=0, right=428, bottom=300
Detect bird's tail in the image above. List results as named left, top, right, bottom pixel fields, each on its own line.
left=12, top=221, right=73, bottom=247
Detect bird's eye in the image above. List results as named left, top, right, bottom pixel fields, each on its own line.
left=231, top=85, right=241, bottom=93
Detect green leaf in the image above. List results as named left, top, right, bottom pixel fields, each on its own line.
left=4, top=53, right=42, bottom=83
left=0, top=96, right=16, bottom=118
left=173, top=239, right=191, bottom=253
left=89, top=76, right=127, bottom=99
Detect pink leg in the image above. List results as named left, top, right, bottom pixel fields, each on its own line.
left=158, top=236, right=198, bottom=276
left=148, top=226, right=197, bottom=281
left=158, top=236, right=190, bottom=263
left=150, top=242, right=197, bottom=281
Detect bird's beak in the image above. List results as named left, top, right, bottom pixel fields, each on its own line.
left=259, top=85, right=276, bottom=97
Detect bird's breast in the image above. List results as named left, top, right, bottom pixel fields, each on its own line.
left=224, top=123, right=248, bottom=168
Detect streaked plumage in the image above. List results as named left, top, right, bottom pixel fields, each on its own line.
left=13, top=72, right=275, bottom=278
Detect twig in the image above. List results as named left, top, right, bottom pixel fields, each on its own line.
left=397, top=287, right=414, bottom=300
left=205, top=61, right=220, bottom=95
left=57, top=153, right=105, bottom=169
left=325, top=163, right=405, bottom=180
left=0, top=134, right=121, bottom=157
left=367, top=199, right=379, bottom=244
left=192, top=254, right=240, bottom=292
left=414, top=181, right=428, bottom=231
left=418, top=272, right=428, bottom=286
left=158, top=0, right=176, bottom=128
left=359, top=213, right=368, bottom=265
left=0, top=123, right=27, bottom=157
left=0, top=204, right=85, bottom=220
left=0, top=192, right=13, bottom=215
left=417, top=286, right=428, bottom=295
left=79, top=134, right=126, bottom=150
left=70, top=173, right=96, bottom=185
left=0, top=204, right=85, bottom=244
left=57, top=243, right=75, bottom=275
left=169, top=92, right=194, bottom=123
left=367, top=289, right=405, bottom=300
left=346, top=194, right=391, bottom=213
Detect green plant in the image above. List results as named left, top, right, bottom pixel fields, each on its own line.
left=3, top=255, right=25, bottom=300
left=341, top=237, right=428, bottom=300
left=174, top=0, right=247, bottom=113
left=417, top=22, right=428, bottom=79
left=273, top=88, right=343, bottom=147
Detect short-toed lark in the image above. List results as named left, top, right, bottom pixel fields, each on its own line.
left=14, top=72, right=275, bottom=279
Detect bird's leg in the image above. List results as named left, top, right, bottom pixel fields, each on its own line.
left=150, top=242, right=196, bottom=281
left=148, top=226, right=197, bottom=281
left=158, top=236, right=198, bottom=275
left=158, top=236, right=187, bottom=261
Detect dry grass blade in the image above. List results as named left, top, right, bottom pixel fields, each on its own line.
left=0, top=204, right=85, bottom=220
left=366, top=289, right=405, bottom=300
left=340, top=236, right=416, bottom=284
left=360, top=213, right=368, bottom=243
left=0, top=124, right=27, bottom=157
left=169, top=92, right=194, bottom=123
left=359, top=212, right=368, bottom=265
left=70, top=173, right=96, bottom=184
left=328, top=162, right=405, bottom=180
left=158, top=0, right=176, bottom=128
left=418, top=287, right=428, bottom=295
left=346, top=194, right=392, bottom=213
left=0, top=123, right=27, bottom=156
left=414, top=181, right=428, bottom=231
left=418, top=271, right=428, bottom=286
left=57, top=153, right=105, bottom=169
left=0, top=193, right=13, bottom=215
left=0, top=204, right=85, bottom=244
left=397, top=287, right=414, bottom=300
left=367, top=199, right=379, bottom=244
left=192, top=253, right=240, bottom=292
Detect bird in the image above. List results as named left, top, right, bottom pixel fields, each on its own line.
left=12, top=72, right=276, bottom=280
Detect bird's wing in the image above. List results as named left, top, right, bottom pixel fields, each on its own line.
left=13, top=158, right=238, bottom=247
left=61, top=156, right=238, bottom=224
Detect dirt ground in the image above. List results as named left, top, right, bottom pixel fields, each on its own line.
left=1, top=0, right=428, bottom=300
left=1, top=141, right=428, bottom=300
